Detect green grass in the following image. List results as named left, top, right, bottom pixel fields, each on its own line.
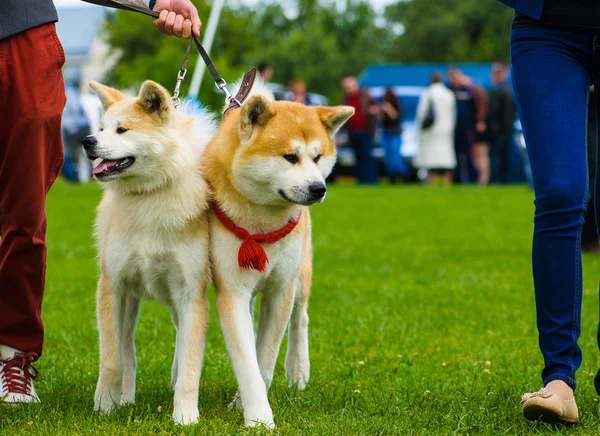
left=2, top=180, right=600, bottom=435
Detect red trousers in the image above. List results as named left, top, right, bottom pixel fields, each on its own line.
left=0, top=24, right=66, bottom=356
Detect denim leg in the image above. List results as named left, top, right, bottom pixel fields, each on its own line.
left=592, top=35, right=600, bottom=396
left=512, top=27, right=594, bottom=392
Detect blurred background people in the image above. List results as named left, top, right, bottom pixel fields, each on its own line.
left=380, top=88, right=407, bottom=183
left=487, top=61, right=517, bottom=184
left=415, top=72, right=457, bottom=185
left=288, top=78, right=317, bottom=106
left=257, top=61, right=273, bottom=83
left=341, top=76, right=379, bottom=185
left=61, top=82, right=92, bottom=183
left=472, top=85, right=490, bottom=185
left=448, top=68, right=484, bottom=184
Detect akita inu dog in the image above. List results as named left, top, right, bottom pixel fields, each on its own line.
left=85, top=80, right=215, bottom=425
left=203, top=79, right=354, bottom=428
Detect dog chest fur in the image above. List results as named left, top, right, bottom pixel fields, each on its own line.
left=98, top=191, right=209, bottom=305
left=209, top=211, right=307, bottom=295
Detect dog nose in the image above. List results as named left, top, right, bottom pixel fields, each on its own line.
left=308, top=182, right=326, bottom=198
left=82, top=135, right=97, bottom=151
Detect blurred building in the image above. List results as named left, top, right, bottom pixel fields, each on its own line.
left=55, top=0, right=117, bottom=89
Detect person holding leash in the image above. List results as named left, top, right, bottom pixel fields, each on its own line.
left=498, top=0, right=600, bottom=424
left=0, top=0, right=200, bottom=404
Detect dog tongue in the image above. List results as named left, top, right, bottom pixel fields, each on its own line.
left=92, top=160, right=118, bottom=175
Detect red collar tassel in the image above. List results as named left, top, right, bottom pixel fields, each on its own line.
left=213, top=204, right=301, bottom=273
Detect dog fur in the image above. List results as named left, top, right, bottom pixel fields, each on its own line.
left=87, top=80, right=216, bottom=425
left=203, top=78, right=354, bottom=428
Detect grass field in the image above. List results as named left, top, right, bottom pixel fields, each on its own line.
left=2, top=180, right=600, bottom=435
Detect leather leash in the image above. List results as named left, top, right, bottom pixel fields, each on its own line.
left=81, top=0, right=253, bottom=112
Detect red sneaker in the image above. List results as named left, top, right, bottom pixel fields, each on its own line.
left=0, top=347, right=40, bottom=404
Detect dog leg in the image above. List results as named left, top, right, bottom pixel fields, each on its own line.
left=94, top=275, right=123, bottom=412
left=171, top=292, right=209, bottom=425
left=120, top=296, right=140, bottom=405
left=250, top=295, right=257, bottom=328
left=217, top=290, right=275, bottom=428
left=170, top=309, right=179, bottom=388
left=285, top=254, right=312, bottom=391
left=228, top=295, right=259, bottom=411
left=256, top=285, right=296, bottom=390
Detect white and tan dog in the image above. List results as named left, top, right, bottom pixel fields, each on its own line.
left=203, top=80, right=354, bottom=428
left=85, top=80, right=216, bottom=425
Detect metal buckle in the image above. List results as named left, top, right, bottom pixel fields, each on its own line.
left=172, top=68, right=187, bottom=108
left=215, top=79, right=241, bottom=107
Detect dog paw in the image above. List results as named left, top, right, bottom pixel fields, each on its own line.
left=244, top=406, right=275, bottom=429
left=286, top=358, right=310, bottom=391
left=228, top=391, right=243, bottom=410
left=94, top=389, right=120, bottom=413
left=173, top=406, right=200, bottom=425
left=120, top=396, right=135, bottom=406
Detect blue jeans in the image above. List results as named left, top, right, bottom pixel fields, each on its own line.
left=511, top=26, right=600, bottom=393
left=350, top=132, right=378, bottom=185
left=381, top=131, right=408, bottom=177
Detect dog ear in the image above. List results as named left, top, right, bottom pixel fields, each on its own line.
left=137, top=80, right=172, bottom=120
left=89, top=81, right=126, bottom=111
left=239, top=95, right=275, bottom=140
left=315, top=106, right=355, bottom=137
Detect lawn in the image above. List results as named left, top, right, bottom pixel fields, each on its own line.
left=2, top=180, right=600, bottom=435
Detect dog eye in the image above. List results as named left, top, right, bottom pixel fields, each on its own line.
left=116, top=126, right=129, bottom=134
left=314, top=154, right=321, bottom=163
left=283, top=154, right=299, bottom=164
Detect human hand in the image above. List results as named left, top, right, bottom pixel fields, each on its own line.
left=476, top=121, right=486, bottom=133
left=153, top=0, right=201, bottom=38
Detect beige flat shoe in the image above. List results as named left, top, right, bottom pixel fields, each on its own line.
left=521, top=387, right=578, bottom=424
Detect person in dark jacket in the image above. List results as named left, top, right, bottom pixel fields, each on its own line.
left=448, top=68, right=485, bottom=184
left=499, top=0, right=600, bottom=424
left=487, top=61, right=517, bottom=183
left=0, top=0, right=201, bottom=405
left=341, top=76, right=380, bottom=185
left=380, top=89, right=408, bottom=183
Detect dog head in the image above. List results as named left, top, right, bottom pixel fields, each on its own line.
left=228, top=95, right=354, bottom=206
left=84, top=80, right=189, bottom=191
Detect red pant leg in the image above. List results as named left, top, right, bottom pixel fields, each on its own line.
left=0, top=23, right=66, bottom=356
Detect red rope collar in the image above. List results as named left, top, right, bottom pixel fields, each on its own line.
left=213, top=203, right=301, bottom=273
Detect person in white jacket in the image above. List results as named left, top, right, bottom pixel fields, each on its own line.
left=415, top=72, right=457, bottom=185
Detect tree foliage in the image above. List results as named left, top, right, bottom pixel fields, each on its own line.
left=104, top=1, right=391, bottom=108
left=103, top=0, right=513, bottom=108
left=385, top=0, right=513, bottom=64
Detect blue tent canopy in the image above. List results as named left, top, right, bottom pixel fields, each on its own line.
left=358, top=63, right=507, bottom=91
left=355, top=63, right=512, bottom=159
left=357, top=63, right=512, bottom=125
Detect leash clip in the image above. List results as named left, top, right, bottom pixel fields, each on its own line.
left=216, top=79, right=241, bottom=107
left=172, top=68, right=187, bottom=108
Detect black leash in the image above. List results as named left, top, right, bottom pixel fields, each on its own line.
left=81, top=0, right=242, bottom=108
